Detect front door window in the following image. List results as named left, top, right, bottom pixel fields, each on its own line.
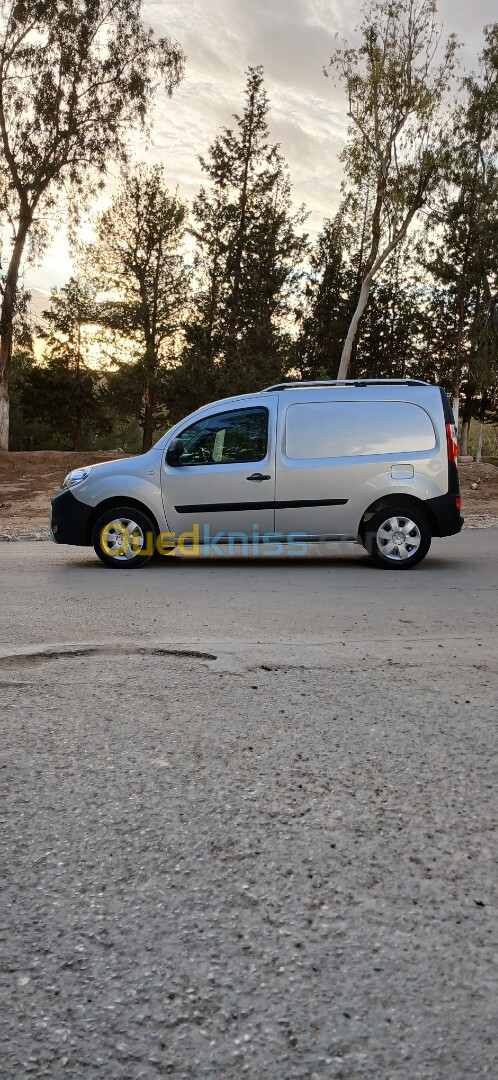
left=178, top=407, right=268, bottom=466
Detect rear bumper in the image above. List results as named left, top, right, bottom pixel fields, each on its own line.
left=426, top=492, right=464, bottom=537
left=50, top=490, right=93, bottom=546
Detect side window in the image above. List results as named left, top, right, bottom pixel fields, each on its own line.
left=178, top=407, right=268, bottom=466
left=285, top=401, right=436, bottom=458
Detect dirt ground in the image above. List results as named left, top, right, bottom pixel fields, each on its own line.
left=0, top=451, right=124, bottom=538
left=0, top=450, right=497, bottom=538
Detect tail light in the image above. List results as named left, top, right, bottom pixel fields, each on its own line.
left=446, top=423, right=458, bottom=465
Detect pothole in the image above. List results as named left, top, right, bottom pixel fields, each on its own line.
left=0, top=644, right=217, bottom=669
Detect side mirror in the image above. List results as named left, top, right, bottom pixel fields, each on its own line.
left=166, top=437, right=185, bottom=467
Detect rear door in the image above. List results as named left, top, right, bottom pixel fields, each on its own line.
left=162, top=400, right=277, bottom=541
left=275, top=397, right=438, bottom=538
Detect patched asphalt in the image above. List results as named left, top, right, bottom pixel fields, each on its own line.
left=1, top=535, right=497, bottom=1077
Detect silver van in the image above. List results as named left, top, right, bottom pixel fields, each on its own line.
left=50, top=379, right=463, bottom=569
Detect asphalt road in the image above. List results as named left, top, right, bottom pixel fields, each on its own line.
left=1, top=532, right=498, bottom=1078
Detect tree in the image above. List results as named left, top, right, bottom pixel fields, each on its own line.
left=353, top=247, right=430, bottom=379
left=177, top=67, right=308, bottom=408
left=19, top=277, right=109, bottom=449
left=326, top=0, right=458, bottom=379
left=85, top=164, right=189, bottom=451
left=424, top=24, right=498, bottom=427
left=293, top=215, right=353, bottom=379
left=0, top=0, right=184, bottom=449
left=39, top=277, right=103, bottom=450
left=20, top=355, right=108, bottom=451
left=5, top=285, right=38, bottom=448
left=171, top=185, right=231, bottom=416
left=469, top=26, right=498, bottom=345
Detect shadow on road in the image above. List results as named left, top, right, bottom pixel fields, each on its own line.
left=68, top=549, right=463, bottom=573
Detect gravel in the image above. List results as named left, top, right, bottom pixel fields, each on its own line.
left=463, top=515, right=498, bottom=529
left=0, top=516, right=496, bottom=543
left=0, top=531, right=50, bottom=541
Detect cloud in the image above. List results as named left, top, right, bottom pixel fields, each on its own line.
left=24, top=0, right=496, bottom=297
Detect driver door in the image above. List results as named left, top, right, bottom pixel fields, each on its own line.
left=161, top=401, right=277, bottom=542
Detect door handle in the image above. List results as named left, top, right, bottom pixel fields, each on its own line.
left=246, top=473, right=271, bottom=482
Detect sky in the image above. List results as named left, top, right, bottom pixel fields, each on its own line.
left=26, top=0, right=497, bottom=309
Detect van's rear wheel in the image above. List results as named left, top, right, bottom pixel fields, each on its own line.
left=92, top=506, right=157, bottom=568
left=364, top=506, right=431, bottom=570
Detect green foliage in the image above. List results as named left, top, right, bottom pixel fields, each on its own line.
left=353, top=274, right=429, bottom=380
left=327, top=0, right=458, bottom=376
left=0, top=0, right=184, bottom=221
left=423, top=23, right=498, bottom=417
left=83, top=164, right=189, bottom=450
left=295, top=226, right=433, bottom=384
left=20, top=362, right=108, bottom=449
left=0, top=0, right=184, bottom=446
left=293, top=216, right=354, bottom=379
left=16, top=278, right=109, bottom=449
left=173, top=66, right=308, bottom=413
left=3, top=10, right=498, bottom=453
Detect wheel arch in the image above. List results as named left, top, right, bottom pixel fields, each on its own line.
left=358, top=493, right=437, bottom=541
left=88, top=497, right=161, bottom=544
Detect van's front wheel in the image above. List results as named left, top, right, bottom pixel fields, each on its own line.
left=364, top=506, right=431, bottom=570
left=92, top=506, right=157, bottom=568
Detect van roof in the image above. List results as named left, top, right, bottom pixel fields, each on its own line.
left=264, top=379, right=430, bottom=391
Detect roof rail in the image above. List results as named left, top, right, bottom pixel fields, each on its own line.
left=264, top=379, right=430, bottom=391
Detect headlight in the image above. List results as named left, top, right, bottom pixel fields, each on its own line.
left=61, top=467, right=92, bottom=490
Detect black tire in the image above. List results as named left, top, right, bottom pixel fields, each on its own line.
left=92, top=505, right=157, bottom=569
left=364, top=505, right=431, bottom=570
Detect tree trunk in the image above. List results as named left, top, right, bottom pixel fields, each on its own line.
left=450, top=288, right=470, bottom=433
left=475, top=420, right=484, bottom=464
left=449, top=347, right=462, bottom=432
left=451, top=147, right=481, bottom=432
left=452, top=395, right=460, bottom=432
left=460, top=421, right=469, bottom=457
left=337, top=181, right=384, bottom=380
left=0, top=211, right=32, bottom=449
left=337, top=272, right=374, bottom=379
left=0, top=381, right=8, bottom=451
left=73, top=347, right=82, bottom=452
left=451, top=394, right=459, bottom=432
left=142, top=385, right=154, bottom=453
left=459, top=391, right=473, bottom=456
left=475, top=392, right=488, bottom=464
left=336, top=186, right=424, bottom=380
left=73, top=410, right=82, bottom=452
left=488, top=289, right=498, bottom=337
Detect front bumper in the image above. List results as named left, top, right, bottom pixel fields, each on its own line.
left=50, top=490, right=93, bottom=546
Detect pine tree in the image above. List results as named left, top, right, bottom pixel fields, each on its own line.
left=171, top=186, right=230, bottom=416
left=352, top=248, right=428, bottom=380
left=84, top=164, right=189, bottom=451
left=177, top=67, right=308, bottom=407
left=294, top=216, right=353, bottom=380
left=21, top=278, right=105, bottom=451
